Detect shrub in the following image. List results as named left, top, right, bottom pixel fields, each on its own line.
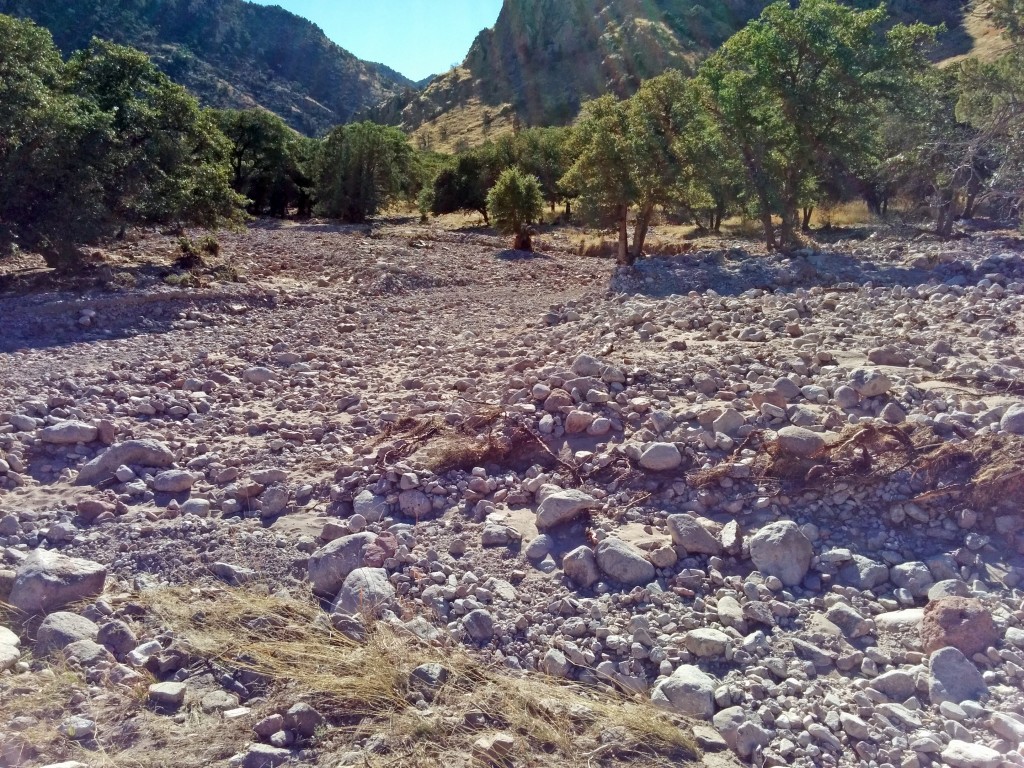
left=486, top=168, right=544, bottom=251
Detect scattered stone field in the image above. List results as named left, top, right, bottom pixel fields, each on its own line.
left=1, top=218, right=1023, bottom=768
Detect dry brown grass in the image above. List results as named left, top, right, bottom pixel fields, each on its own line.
left=131, top=587, right=700, bottom=767
left=408, top=97, right=517, bottom=154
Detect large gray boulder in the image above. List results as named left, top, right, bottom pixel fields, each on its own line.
left=40, top=421, right=98, bottom=445
left=929, top=647, right=987, bottom=705
left=776, top=426, right=826, bottom=458
left=638, top=443, right=683, bottom=471
left=595, top=538, right=655, bottom=586
left=307, top=532, right=377, bottom=597
left=331, top=568, right=394, bottom=616
left=651, top=665, right=716, bottom=719
left=666, top=514, right=722, bottom=555
left=36, top=612, right=99, bottom=655
left=535, top=486, right=597, bottom=531
left=9, top=550, right=106, bottom=614
left=75, top=439, right=174, bottom=485
left=749, top=521, right=813, bottom=586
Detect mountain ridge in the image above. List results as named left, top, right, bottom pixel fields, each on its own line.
left=371, top=0, right=977, bottom=151
left=0, top=0, right=412, bottom=136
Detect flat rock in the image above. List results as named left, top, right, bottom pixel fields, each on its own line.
left=241, top=744, right=292, bottom=768
left=535, top=486, right=597, bottom=531
left=40, top=421, right=98, bottom=445
left=849, top=368, right=892, bottom=397
left=148, top=681, right=187, bottom=708
left=75, top=439, right=174, bottom=485
left=152, top=470, right=194, bottom=493
left=1000, top=403, right=1024, bottom=434
left=9, top=550, right=106, bottom=614
left=595, top=537, right=655, bottom=586
left=941, top=740, right=1001, bottom=768
left=776, top=426, right=826, bottom=458
left=666, top=514, right=723, bottom=555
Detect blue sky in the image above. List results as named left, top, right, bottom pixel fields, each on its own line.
left=250, top=1, right=504, bottom=82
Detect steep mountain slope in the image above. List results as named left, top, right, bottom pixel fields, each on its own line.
left=372, top=0, right=975, bottom=149
left=0, top=0, right=413, bottom=136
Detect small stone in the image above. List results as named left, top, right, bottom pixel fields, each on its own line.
left=541, top=648, right=571, bottom=678
left=152, top=470, right=194, bottom=493
left=472, top=732, right=515, bottom=765
left=462, top=609, right=495, bottom=643
left=36, top=612, right=99, bottom=654
left=562, top=546, right=600, bottom=589
left=1000, top=403, right=1024, bottom=434
left=148, top=682, right=187, bottom=709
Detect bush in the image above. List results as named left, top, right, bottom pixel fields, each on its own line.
left=486, top=168, right=544, bottom=251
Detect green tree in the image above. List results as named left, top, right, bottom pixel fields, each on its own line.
left=0, top=17, right=243, bottom=268
left=314, top=121, right=413, bottom=223
left=956, top=3, right=1024, bottom=227
left=698, top=0, right=934, bottom=249
left=430, top=153, right=491, bottom=222
left=486, top=167, right=544, bottom=251
left=214, top=108, right=310, bottom=217
left=66, top=38, right=245, bottom=231
left=561, top=95, right=637, bottom=263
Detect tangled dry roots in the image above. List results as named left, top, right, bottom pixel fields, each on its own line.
left=372, top=406, right=548, bottom=475
left=690, top=423, right=1024, bottom=517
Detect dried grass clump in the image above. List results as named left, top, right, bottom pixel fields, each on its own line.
left=577, top=237, right=617, bottom=259
left=137, top=588, right=699, bottom=767
left=642, top=238, right=696, bottom=257
left=373, top=406, right=549, bottom=475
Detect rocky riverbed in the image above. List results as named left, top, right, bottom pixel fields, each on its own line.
left=1, top=219, right=1023, bottom=768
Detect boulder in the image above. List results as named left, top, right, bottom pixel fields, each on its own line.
left=40, top=421, right=98, bottom=445
left=776, top=426, right=826, bottom=458
left=928, top=647, right=987, bottom=705
left=941, top=740, right=1001, bottom=768
left=9, top=550, right=106, bottom=614
left=307, top=532, right=377, bottom=597
left=1000, top=403, right=1024, bottom=435
left=748, top=521, right=813, bottom=587
left=75, top=439, right=174, bottom=485
left=561, top=546, right=600, bottom=589
left=331, top=568, right=395, bottom=616
left=36, top=612, right=99, bottom=654
left=353, top=490, right=389, bottom=522
left=595, top=538, right=655, bottom=586
left=839, top=555, right=889, bottom=590
left=921, top=597, right=998, bottom=656
left=666, top=514, right=723, bottom=555
left=535, top=486, right=597, bottom=531
left=849, top=368, right=892, bottom=397
left=638, top=443, right=683, bottom=471
left=651, top=665, right=716, bottom=719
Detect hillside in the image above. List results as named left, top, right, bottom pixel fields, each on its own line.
left=371, top=0, right=976, bottom=150
left=0, top=0, right=413, bottom=137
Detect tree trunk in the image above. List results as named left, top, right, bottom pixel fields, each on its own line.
left=963, top=192, right=978, bottom=220
left=779, top=202, right=800, bottom=250
left=759, top=207, right=776, bottom=251
left=802, top=206, right=814, bottom=232
left=617, top=205, right=632, bottom=265
left=565, top=201, right=571, bottom=217
left=514, top=228, right=533, bottom=252
left=713, top=199, right=726, bottom=233
left=630, top=202, right=655, bottom=262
